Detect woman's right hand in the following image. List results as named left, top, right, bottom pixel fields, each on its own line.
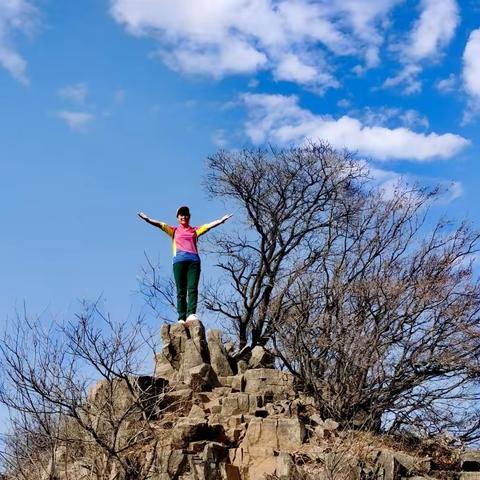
left=138, top=211, right=148, bottom=220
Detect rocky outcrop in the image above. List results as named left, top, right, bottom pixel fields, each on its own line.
left=32, top=319, right=477, bottom=480
left=148, top=320, right=473, bottom=479
left=207, top=329, right=234, bottom=377
left=155, top=320, right=214, bottom=383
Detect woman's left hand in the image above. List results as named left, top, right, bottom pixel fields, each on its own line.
left=221, top=214, right=233, bottom=223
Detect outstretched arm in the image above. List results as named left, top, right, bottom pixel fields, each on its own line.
left=137, top=212, right=175, bottom=237
left=196, top=214, right=233, bottom=236
left=138, top=211, right=161, bottom=228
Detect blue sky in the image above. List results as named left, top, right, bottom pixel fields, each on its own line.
left=1, top=0, right=479, bottom=331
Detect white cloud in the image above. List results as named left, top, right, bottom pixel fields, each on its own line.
left=384, top=0, right=459, bottom=95
left=378, top=177, right=411, bottom=201
left=399, top=109, right=429, bottom=129
left=274, top=53, right=318, bottom=84
left=383, top=64, right=422, bottom=95
left=463, top=29, right=480, bottom=98
left=436, top=74, right=457, bottom=94
left=353, top=161, right=463, bottom=205
left=242, top=93, right=470, bottom=161
left=57, top=111, right=94, bottom=131
left=58, top=82, right=88, bottom=104
left=333, top=0, right=401, bottom=68
left=462, top=29, right=480, bottom=122
left=0, top=0, right=37, bottom=84
left=359, top=106, right=429, bottom=130
left=357, top=160, right=404, bottom=199
left=110, top=0, right=401, bottom=90
left=366, top=162, right=463, bottom=204
left=404, top=0, right=459, bottom=61
left=273, top=52, right=339, bottom=92
left=160, top=38, right=268, bottom=77
left=276, top=1, right=350, bottom=54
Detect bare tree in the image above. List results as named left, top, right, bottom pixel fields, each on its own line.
left=0, top=410, right=64, bottom=480
left=203, top=143, right=365, bottom=347
left=0, top=302, right=168, bottom=480
left=203, top=143, right=480, bottom=441
left=270, top=181, right=480, bottom=440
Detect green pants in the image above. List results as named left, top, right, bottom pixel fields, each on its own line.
left=173, top=261, right=201, bottom=320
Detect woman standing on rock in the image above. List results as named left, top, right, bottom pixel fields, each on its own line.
left=138, top=206, right=232, bottom=323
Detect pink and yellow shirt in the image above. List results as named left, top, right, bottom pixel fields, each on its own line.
left=157, top=222, right=216, bottom=263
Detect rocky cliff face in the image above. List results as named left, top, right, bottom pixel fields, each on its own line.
left=117, top=320, right=477, bottom=480
left=20, top=319, right=480, bottom=480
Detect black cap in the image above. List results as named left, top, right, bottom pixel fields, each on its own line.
left=176, top=205, right=191, bottom=217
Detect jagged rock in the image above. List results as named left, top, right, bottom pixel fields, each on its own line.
left=248, top=345, right=275, bottom=369
left=155, top=324, right=185, bottom=379
left=87, top=375, right=168, bottom=424
left=227, top=427, right=246, bottom=444
left=228, top=415, right=244, bottom=428
left=183, top=442, right=230, bottom=480
left=231, top=374, right=244, bottom=392
left=88, top=376, right=168, bottom=407
left=264, top=399, right=297, bottom=418
left=220, top=392, right=261, bottom=416
left=189, top=404, right=206, bottom=418
left=196, top=391, right=222, bottom=414
left=154, top=448, right=188, bottom=478
left=213, top=386, right=233, bottom=395
left=277, top=418, right=306, bottom=451
left=243, top=368, right=295, bottom=399
left=182, top=320, right=210, bottom=363
left=171, top=417, right=219, bottom=448
left=218, top=375, right=234, bottom=387
left=396, top=451, right=431, bottom=473
left=186, top=363, right=220, bottom=390
left=155, top=320, right=210, bottom=383
left=250, top=450, right=294, bottom=479
left=203, top=441, right=229, bottom=462
left=231, top=446, right=296, bottom=479
left=163, top=387, right=193, bottom=414
left=208, top=329, right=234, bottom=376
left=237, top=360, right=248, bottom=373
left=375, top=449, right=431, bottom=480
left=241, top=417, right=305, bottom=452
